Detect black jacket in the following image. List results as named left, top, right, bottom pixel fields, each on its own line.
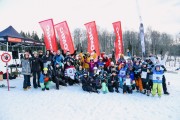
left=31, top=57, right=42, bottom=72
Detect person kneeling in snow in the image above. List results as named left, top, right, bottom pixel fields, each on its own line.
left=54, top=63, right=67, bottom=90
left=81, top=72, right=99, bottom=93
left=108, top=70, right=120, bottom=93
left=39, top=68, right=51, bottom=91
left=64, top=61, right=79, bottom=86
left=152, top=65, right=164, bottom=97
left=123, top=74, right=135, bottom=94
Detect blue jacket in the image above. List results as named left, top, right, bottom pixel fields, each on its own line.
left=152, top=70, right=164, bottom=83
left=39, top=73, right=50, bottom=83
left=53, top=54, right=64, bottom=65
left=118, top=66, right=127, bottom=78
left=129, top=71, right=135, bottom=80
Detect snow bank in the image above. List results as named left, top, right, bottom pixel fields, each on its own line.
left=0, top=72, right=180, bottom=120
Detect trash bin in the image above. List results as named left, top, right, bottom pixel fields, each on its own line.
left=0, top=71, right=3, bottom=81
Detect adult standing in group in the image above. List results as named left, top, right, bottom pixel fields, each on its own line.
left=43, top=50, right=53, bottom=68
left=31, top=51, right=42, bottom=88
left=53, top=50, right=64, bottom=67
left=21, top=52, right=32, bottom=91
left=38, top=50, right=44, bottom=72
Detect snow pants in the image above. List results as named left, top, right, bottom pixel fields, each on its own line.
left=123, top=84, right=132, bottom=93
left=119, top=77, right=125, bottom=88
left=152, top=83, right=162, bottom=97
left=23, top=75, right=31, bottom=89
left=135, top=77, right=143, bottom=91
left=40, top=81, right=51, bottom=89
left=102, top=82, right=108, bottom=94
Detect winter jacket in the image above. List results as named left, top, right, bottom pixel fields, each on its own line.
left=81, top=76, right=92, bottom=87
left=21, top=58, right=31, bottom=75
left=39, top=73, right=50, bottom=83
left=108, top=75, right=119, bottom=86
left=118, top=66, right=127, bottom=78
left=31, top=57, right=41, bottom=72
left=53, top=54, right=64, bottom=66
left=133, top=64, right=141, bottom=78
left=141, top=67, right=150, bottom=82
left=152, top=70, right=164, bottom=83
left=85, top=61, right=97, bottom=73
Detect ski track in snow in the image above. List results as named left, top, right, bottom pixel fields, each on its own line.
left=0, top=72, right=180, bottom=120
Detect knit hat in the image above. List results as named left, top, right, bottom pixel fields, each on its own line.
left=43, top=68, right=48, bottom=71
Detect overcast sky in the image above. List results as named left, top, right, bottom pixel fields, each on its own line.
left=0, top=0, right=179, bottom=37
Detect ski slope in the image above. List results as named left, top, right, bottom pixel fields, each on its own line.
left=0, top=71, right=180, bottom=120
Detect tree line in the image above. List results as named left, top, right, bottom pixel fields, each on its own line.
left=20, top=27, right=180, bottom=57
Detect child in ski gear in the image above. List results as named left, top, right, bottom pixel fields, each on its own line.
left=21, top=52, right=31, bottom=90
left=100, top=71, right=109, bottom=94
left=54, top=64, right=67, bottom=90
left=151, top=65, right=164, bottom=97
left=85, top=57, right=97, bottom=77
left=81, top=72, right=99, bottom=93
left=118, top=63, right=127, bottom=88
left=75, top=65, right=85, bottom=83
left=64, top=61, right=78, bottom=86
left=141, top=62, right=151, bottom=96
left=134, top=61, right=143, bottom=92
left=91, top=67, right=102, bottom=91
left=127, top=66, right=136, bottom=90
left=102, top=79, right=109, bottom=94
left=108, top=70, right=120, bottom=93
left=123, top=74, right=133, bottom=94
left=39, top=67, right=51, bottom=91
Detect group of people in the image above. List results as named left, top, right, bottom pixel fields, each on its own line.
left=21, top=49, right=170, bottom=97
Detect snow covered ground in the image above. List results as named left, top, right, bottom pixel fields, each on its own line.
left=0, top=71, right=180, bottom=120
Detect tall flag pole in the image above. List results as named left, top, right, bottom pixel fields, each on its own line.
left=136, top=0, right=145, bottom=59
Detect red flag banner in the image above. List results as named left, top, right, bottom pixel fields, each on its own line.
left=39, top=19, right=58, bottom=52
left=54, top=21, right=75, bottom=54
left=84, top=21, right=100, bottom=56
left=112, top=21, right=124, bottom=62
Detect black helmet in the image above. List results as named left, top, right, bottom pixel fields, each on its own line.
left=142, top=62, right=147, bottom=65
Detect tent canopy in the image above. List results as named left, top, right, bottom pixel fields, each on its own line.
left=0, top=26, right=24, bottom=40
left=0, top=26, right=44, bottom=46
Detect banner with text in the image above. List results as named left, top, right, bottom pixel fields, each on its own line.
left=54, top=21, right=75, bottom=54
left=112, top=21, right=124, bottom=62
left=84, top=21, right=100, bottom=56
left=39, top=19, right=58, bottom=52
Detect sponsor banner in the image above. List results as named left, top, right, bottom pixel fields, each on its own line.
left=84, top=21, right=100, bottom=56
left=54, top=21, right=75, bottom=54
left=39, top=19, right=58, bottom=52
left=112, top=21, right=124, bottom=62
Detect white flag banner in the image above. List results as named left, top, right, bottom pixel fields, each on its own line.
left=139, top=23, right=145, bottom=54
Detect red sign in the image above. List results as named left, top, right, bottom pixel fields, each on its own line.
left=1, top=53, right=11, bottom=63
left=84, top=21, right=100, bottom=56
left=39, top=19, right=58, bottom=52
left=112, top=21, right=124, bottom=62
left=54, top=21, right=75, bottom=54
left=8, top=37, right=21, bottom=43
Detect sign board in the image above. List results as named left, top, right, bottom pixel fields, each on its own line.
left=1, top=52, right=11, bottom=63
